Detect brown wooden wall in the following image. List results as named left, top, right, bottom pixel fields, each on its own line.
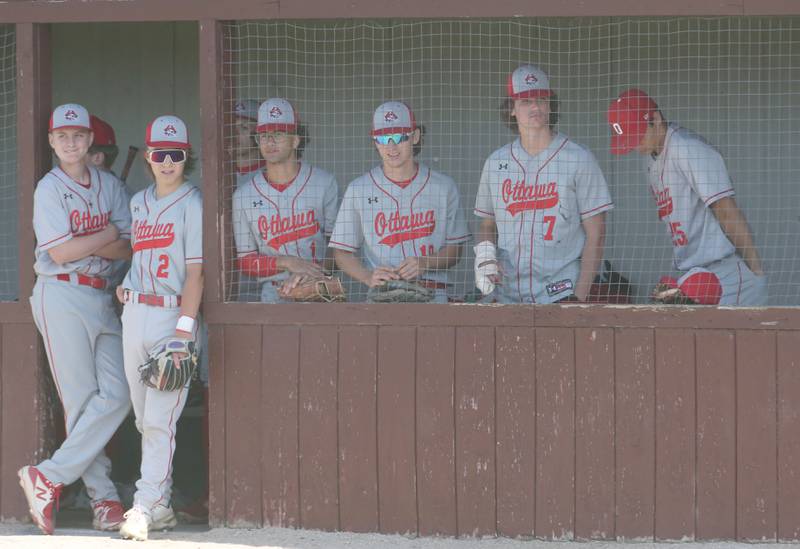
left=206, top=305, right=800, bottom=541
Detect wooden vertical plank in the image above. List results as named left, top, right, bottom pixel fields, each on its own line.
left=455, top=327, right=496, bottom=537
left=298, top=325, right=339, bottom=531
left=737, top=330, right=777, bottom=541
left=778, top=331, right=800, bottom=541
left=416, top=327, right=457, bottom=537
left=16, top=22, right=50, bottom=302
left=0, top=325, right=39, bottom=520
left=261, top=325, right=300, bottom=528
left=338, top=326, right=378, bottom=533
left=575, top=327, right=615, bottom=540
left=224, top=325, right=262, bottom=526
left=654, top=329, right=696, bottom=540
left=207, top=324, right=226, bottom=526
left=495, top=327, right=535, bottom=538
left=377, top=326, right=417, bottom=534
left=615, top=328, right=655, bottom=540
left=696, top=330, right=736, bottom=540
left=535, top=327, right=575, bottom=540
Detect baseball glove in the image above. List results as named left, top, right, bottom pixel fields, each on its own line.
left=139, top=338, right=199, bottom=392
left=279, top=275, right=346, bottom=303
left=367, top=280, right=435, bottom=303
left=651, top=283, right=697, bottom=305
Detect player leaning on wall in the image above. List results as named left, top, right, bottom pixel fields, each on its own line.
left=474, top=65, right=614, bottom=304
left=20, top=103, right=133, bottom=535
left=607, top=89, right=766, bottom=306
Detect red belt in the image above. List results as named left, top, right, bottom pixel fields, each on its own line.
left=417, top=280, right=449, bottom=290
left=130, top=293, right=182, bottom=307
left=56, top=273, right=107, bottom=290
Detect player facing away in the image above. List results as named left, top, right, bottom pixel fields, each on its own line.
left=232, top=98, right=339, bottom=303
left=474, top=65, right=613, bottom=303
left=607, top=88, right=766, bottom=305
left=330, top=101, right=470, bottom=303
left=116, top=115, right=204, bottom=541
left=20, top=103, right=133, bottom=534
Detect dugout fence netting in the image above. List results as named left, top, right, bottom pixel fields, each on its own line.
left=222, top=17, right=800, bottom=306
left=0, top=25, right=16, bottom=302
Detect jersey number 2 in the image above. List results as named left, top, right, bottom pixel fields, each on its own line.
left=156, top=254, right=170, bottom=278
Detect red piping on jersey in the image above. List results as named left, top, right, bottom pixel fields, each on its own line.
left=735, top=260, right=743, bottom=304
left=329, top=240, right=358, bottom=251
left=382, top=164, right=419, bottom=189
left=703, top=188, right=735, bottom=207
left=251, top=173, right=288, bottom=255
left=580, top=202, right=613, bottom=217
left=267, top=164, right=301, bottom=193
left=510, top=145, right=528, bottom=303
left=474, top=208, right=495, bottom=218
left=369, top=168, right=406, bottom=259
left=408, top=166, right=431, bottom=256
left=38, top=231, right=72, bottom=249
left=56, top=166, right=92, bottom=189
left=145, top=186, right=196, bottom=294
left=290, top=164, right=315, bottom=259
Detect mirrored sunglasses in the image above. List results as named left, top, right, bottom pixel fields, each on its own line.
left=373, top=133, right=411, bottom=146
left=147, top=149, right=187, bottom=164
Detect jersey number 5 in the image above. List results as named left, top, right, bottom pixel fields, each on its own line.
left=156, top=254, right=170, bottom=278
left=669, top=222, right=688, bottom=247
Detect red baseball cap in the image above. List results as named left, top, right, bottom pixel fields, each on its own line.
left=660, top=270, right=723, bottom=305
left=90, top=115, right=116, bottom=146
left=607, top=89, right=659, bottom=155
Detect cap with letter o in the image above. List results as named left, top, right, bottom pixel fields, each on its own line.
left=257, top=98, right=298, bottom=133
left=146, top=115, right=190, bottom=149
left=507, top=64, right=554, bottom=100
left=233, top=99, right=260, bottom=122
left=371, top=101, right=416, bottom=136
left=607, top=88, right=659, bottom=155
left=90, top=115, right=116, bottom=146
left=49, top=103, right=91, bottom=132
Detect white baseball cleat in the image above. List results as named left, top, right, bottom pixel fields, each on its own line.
left=120, top=506, right=149, bottom=541
left=150, top=504, right=178, bottom=531
left=17, top=465, right=63, bottom=535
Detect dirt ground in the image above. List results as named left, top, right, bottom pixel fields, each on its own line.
left=0, top=522, right=797, bottom=549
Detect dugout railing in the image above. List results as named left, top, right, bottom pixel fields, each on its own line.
left=0, top=1, right=798, bottom=542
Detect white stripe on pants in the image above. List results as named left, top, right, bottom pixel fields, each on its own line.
left=30, top=277, right=130, bottom=502
left=122, top=299, right=197, bottom=511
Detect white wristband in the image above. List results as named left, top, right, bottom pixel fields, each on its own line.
left=176, top=315, right=195, bottom=334
left=474, top=241, right=497, bottom=265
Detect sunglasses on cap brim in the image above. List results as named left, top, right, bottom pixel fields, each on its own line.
left=373, top=133, right=412, bottom=146
left=147, top=149, right=187, bottom=164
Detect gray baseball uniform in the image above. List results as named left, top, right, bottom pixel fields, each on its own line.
left=232, top=163, right=338, bottom=303
left=647, top=124, right=766, bottom=305
left=475, top=134, right=613, bottom=303
left=121, top=181, right=203, bottom=513
left=30, top=165, right=132, bottom=503
left=330, top=163, right=470, bottom=302
left=234, top=163, right=267, bottom=301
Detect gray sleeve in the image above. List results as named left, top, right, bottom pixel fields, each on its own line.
left=678, top=141, right=735, bottom=206
left=232, top=188, right=258, bottom=256
left=33, top=181, right=73, bottom=252
left=474, top=157, right=495, bottom=218
left=329, top=184, right=362, bottom=252
left=185, top=191, right=203, bottom=264
left=575, top=150, right=614, bottom=219
left=322, top=175, right=339, bottom=236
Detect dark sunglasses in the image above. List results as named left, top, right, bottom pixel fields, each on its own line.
left=147, top=149, right=187, bottom=164
left=373, top=133, right=411, bottom=146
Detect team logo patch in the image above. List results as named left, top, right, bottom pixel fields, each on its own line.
left=269, top=106, right=283, bottom=118
left=546, top=279, right=573, bottom=297
left=64, top=109, right=78, bottom=121
left=163, top=124, right=177, bottom=136
left=524, top=73, right=538, bottom=85
left=384, top=111, right=398, bottom=122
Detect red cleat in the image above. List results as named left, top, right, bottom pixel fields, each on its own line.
left=17, top=466, right=63, bottom=535
left=92, top=499, right=125, bottom=531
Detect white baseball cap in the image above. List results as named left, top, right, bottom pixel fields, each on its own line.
left=257, top=98, right=298, bottom=133
left=371, top=101, right=416, bottom=136
left=146, top=115, right=191, bottom=149
left=49, top=103, right=91, bottom=132
left=507, top=65, right=554, bottom=99
left=233, top=99, right=260, bottom=122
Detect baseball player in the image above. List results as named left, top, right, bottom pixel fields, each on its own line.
left=232, top=99, right=266, bottom=188
left=19, top=103, right=132, bottom=534
left=116, top=115, right=203, bottom=541
left=330, top=101, right=470, bottom=303
left=232, top=98, right=339, bottom=303
left=474, top=65, right=613, bottom=303
left=606, top=88, right=766, bottom=305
